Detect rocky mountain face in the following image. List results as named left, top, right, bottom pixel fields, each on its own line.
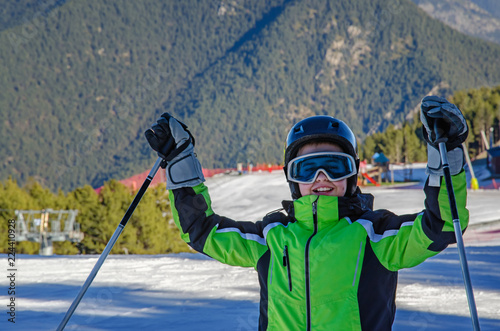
left=412, top=0, right=500, bottom=44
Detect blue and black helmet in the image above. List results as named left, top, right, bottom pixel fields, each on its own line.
left=284, top=115, right=359, bottom=199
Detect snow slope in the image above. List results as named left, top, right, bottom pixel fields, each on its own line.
left=3, top=170, right=500, bottom=330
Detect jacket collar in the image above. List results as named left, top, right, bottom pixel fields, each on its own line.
left=281, top=189, right=373, bottom=224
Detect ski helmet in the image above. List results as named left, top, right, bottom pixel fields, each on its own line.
left=283, top=115, right=360, bottom=199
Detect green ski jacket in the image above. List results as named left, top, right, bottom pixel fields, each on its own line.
left=169, top=171, right=468, bottom=330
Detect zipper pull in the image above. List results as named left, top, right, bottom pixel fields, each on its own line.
left=283, top=245, right=288, bottom=266
left=312, top=198, right=319, bottom=232
left=283, top=245, right=293, bottom=292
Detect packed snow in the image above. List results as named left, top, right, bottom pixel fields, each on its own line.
left=3, top=168, right=500, bottom=330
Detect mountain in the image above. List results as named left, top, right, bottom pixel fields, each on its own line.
left=0, top=0, right=288, bottom=190
left=411, top=0, right=500, bottom=44
left=1, top=0, right=500, bottom=191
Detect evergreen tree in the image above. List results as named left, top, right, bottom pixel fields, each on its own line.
left=0, top=178, right=189, bottom=255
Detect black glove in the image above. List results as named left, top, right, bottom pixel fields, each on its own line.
left=420, top=96, right=467, bottom=186
left=420, top=95, right=468, bottom=150
left=145, top=113, right=194, bottom=167
left=145, top=113, right=204, bottom=189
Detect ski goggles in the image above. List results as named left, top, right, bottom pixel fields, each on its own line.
left=287, top=152, right=357, bottom=184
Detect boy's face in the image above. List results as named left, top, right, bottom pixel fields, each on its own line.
left=297, top=143, right=348, bottom=197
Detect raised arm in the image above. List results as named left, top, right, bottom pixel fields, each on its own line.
left=145, top=114, right=269, bottom=267
left=361, top=96, right=470, bottom=270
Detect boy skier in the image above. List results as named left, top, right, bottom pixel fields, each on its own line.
left=145, top=96, right=469, bottom=330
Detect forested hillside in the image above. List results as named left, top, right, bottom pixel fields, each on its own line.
left=0, top=0, right=67, bottom=33
left=360, top=84, right=500, bottom=163
left=1, top=0, right=287, bottom=190
left=1, top=0, right=500, bottom=191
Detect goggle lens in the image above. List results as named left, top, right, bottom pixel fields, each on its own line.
left=287, top=152, right=356, bottom=184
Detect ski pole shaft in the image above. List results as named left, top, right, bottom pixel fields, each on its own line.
left=56, top=157, right=163, bottom=331
left=438, top=142, right=480, bottom=331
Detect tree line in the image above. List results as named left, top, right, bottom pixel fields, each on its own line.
left=0, top=178, right=190, bottom=255
left=360, top=84, right=500, bottom=163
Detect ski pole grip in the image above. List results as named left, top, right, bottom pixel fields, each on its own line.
left=433, top=119, right=448, bottom=144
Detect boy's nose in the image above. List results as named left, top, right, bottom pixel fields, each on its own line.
left=315, top=170, right=329, bottom=182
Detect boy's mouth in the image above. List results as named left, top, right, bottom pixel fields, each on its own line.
left=313, top=186, right=334, bottom=194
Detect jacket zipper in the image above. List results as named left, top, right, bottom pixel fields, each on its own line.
left=305, top=198, right=319, bottom=331
left=283, top=245, right=292, bottom=291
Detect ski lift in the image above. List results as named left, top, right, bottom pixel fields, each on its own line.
left=14, top=209, right=83, bottom=255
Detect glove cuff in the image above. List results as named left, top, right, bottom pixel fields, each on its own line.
left=166, top=144, right=205, bottom=190
left=426, top=143, right=464, bottom=187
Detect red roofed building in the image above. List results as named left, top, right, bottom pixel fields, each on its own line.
left=94, top=168, right=167, bottom=194
left=94, top=163, right=282, bottom=193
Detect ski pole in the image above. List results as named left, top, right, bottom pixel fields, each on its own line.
left=56, top=157, right=164, bottom=331
left=436, top=137, right=480, bottom=331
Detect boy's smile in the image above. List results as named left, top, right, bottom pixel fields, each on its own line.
left=297, top=143, right=348, bottom=197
